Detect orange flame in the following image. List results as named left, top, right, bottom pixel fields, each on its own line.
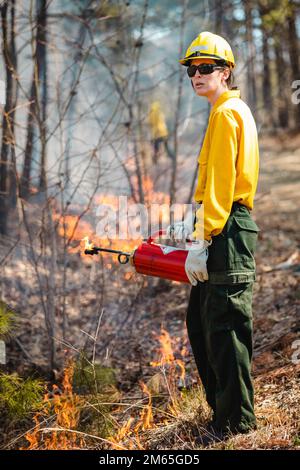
left=109, top=381, right=155, bottom=450
left=176, top=359, right=186, bottom=384
left=110, top=416, right=135, bottom=449
left=134, top=382, right=155, bottom=432
left=22, top=362, right=83, bottom=450
left=150, top=328, right=187, bottom=393
left=131, top=175, right=170, bottom=207
left=53, top=213, right=94, bottom=247
left=52, top=177, right=171, bottom=274
left=150, top=328, right=175, bottom=367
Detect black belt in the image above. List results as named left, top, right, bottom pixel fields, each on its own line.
left=231, top=202, right=250, bottom=213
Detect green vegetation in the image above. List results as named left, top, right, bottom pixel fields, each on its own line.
left=73, top=354, right=120, bottom=438
left=0, top=373, right=44, bottom=420
left=73, top=354, right=118, bottom=395
left=0, top=301, right=16, bottom=338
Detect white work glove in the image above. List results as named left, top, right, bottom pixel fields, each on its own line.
left=185, top=240, right=211, bottom=286
left=166, top=211, right=194, bottom=241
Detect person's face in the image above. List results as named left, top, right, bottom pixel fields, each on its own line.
left=189, top=58, right=230, bottom=98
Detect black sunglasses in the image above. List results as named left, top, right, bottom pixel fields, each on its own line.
left=187, top=63, right=224, bottom=77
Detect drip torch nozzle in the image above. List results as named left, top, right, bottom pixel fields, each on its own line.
left=84, top=247, right=101, bottom=255
left=84, top=246, right=132, bottom=264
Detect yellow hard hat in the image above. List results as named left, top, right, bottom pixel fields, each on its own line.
left=150, top=101, right=161, bottom=111
left=179, top=31, right=235, bottom=68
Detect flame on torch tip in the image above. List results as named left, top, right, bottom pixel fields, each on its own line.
left=82, top=236, right=94, bottom=251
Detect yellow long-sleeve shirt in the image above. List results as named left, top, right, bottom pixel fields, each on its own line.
left=192, top=90, right=259, bottom=241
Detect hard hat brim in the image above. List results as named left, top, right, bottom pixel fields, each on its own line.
left=179, top=52, right=234, bottom=68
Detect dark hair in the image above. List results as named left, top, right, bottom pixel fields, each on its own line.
left=226, top=70, right=238, bottom=90
left=215, top=60, right=238, bottom=90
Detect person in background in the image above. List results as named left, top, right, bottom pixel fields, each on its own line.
left=148, top=101, right=174, bottom=163
left=167, top=31, right=260, bottom=445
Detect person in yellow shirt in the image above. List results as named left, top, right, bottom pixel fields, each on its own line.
left=148, top=101, right=174, bottom=163
left=167, top=32, right=259, bottom=444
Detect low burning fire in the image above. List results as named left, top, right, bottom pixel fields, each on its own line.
left=150, top=328, right=186, bottom=387
left=109, top=328, right=188, bottom=450
left=109, top=381, right=155, bottom=450
left=135, top=382, right=155, bottom=432
left=22, top=362, right=83, bottom=450
left=22, top=330, right=188, bottom=450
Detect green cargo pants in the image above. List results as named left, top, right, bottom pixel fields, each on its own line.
left=186, top=202, right=259, bottom=433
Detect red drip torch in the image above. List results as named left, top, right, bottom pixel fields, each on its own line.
left=84, top=230, right=190, bottom=284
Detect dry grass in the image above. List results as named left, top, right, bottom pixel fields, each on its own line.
left=112, top=363, right=300, bottom=450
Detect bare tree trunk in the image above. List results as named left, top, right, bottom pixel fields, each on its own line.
left=170, top=0, right=188, bottom=206
left=259, top=5, right=274, bottom=129
left=274, top=35, right=289, bottom=128
left=0, top=4, right=9, bottom=235
left=20, top=79, right=36, bottom=198
left=214, top=0, right=223, bottom=34
left=287, top=2, right=299, bottom=83
left=137, top=98, right=148, bottom=187
left=38, top=0, right=48, bottom=191
left=8, top=0, right=18, bottom=210
left=286, top=1, right=300, bottom=127
left=20, top=0, right=48, bottom=198
left=242, top=0, right=257, bottom=112
left=0, top=1, right=17, bottom=234
left=46, top=200, right=57, bottom=369
left=128, top=0, right=148, bottom=204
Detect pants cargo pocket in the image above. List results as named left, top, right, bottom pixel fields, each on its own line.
left=208, top=207, right=260, bottom=284
left=228, top=216, right=259, bottom=272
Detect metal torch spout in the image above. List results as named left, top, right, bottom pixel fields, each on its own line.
left=84, top=246, right=132, bottom=264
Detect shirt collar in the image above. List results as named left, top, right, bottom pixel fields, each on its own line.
left=211, top=89, right=241, bottom=112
